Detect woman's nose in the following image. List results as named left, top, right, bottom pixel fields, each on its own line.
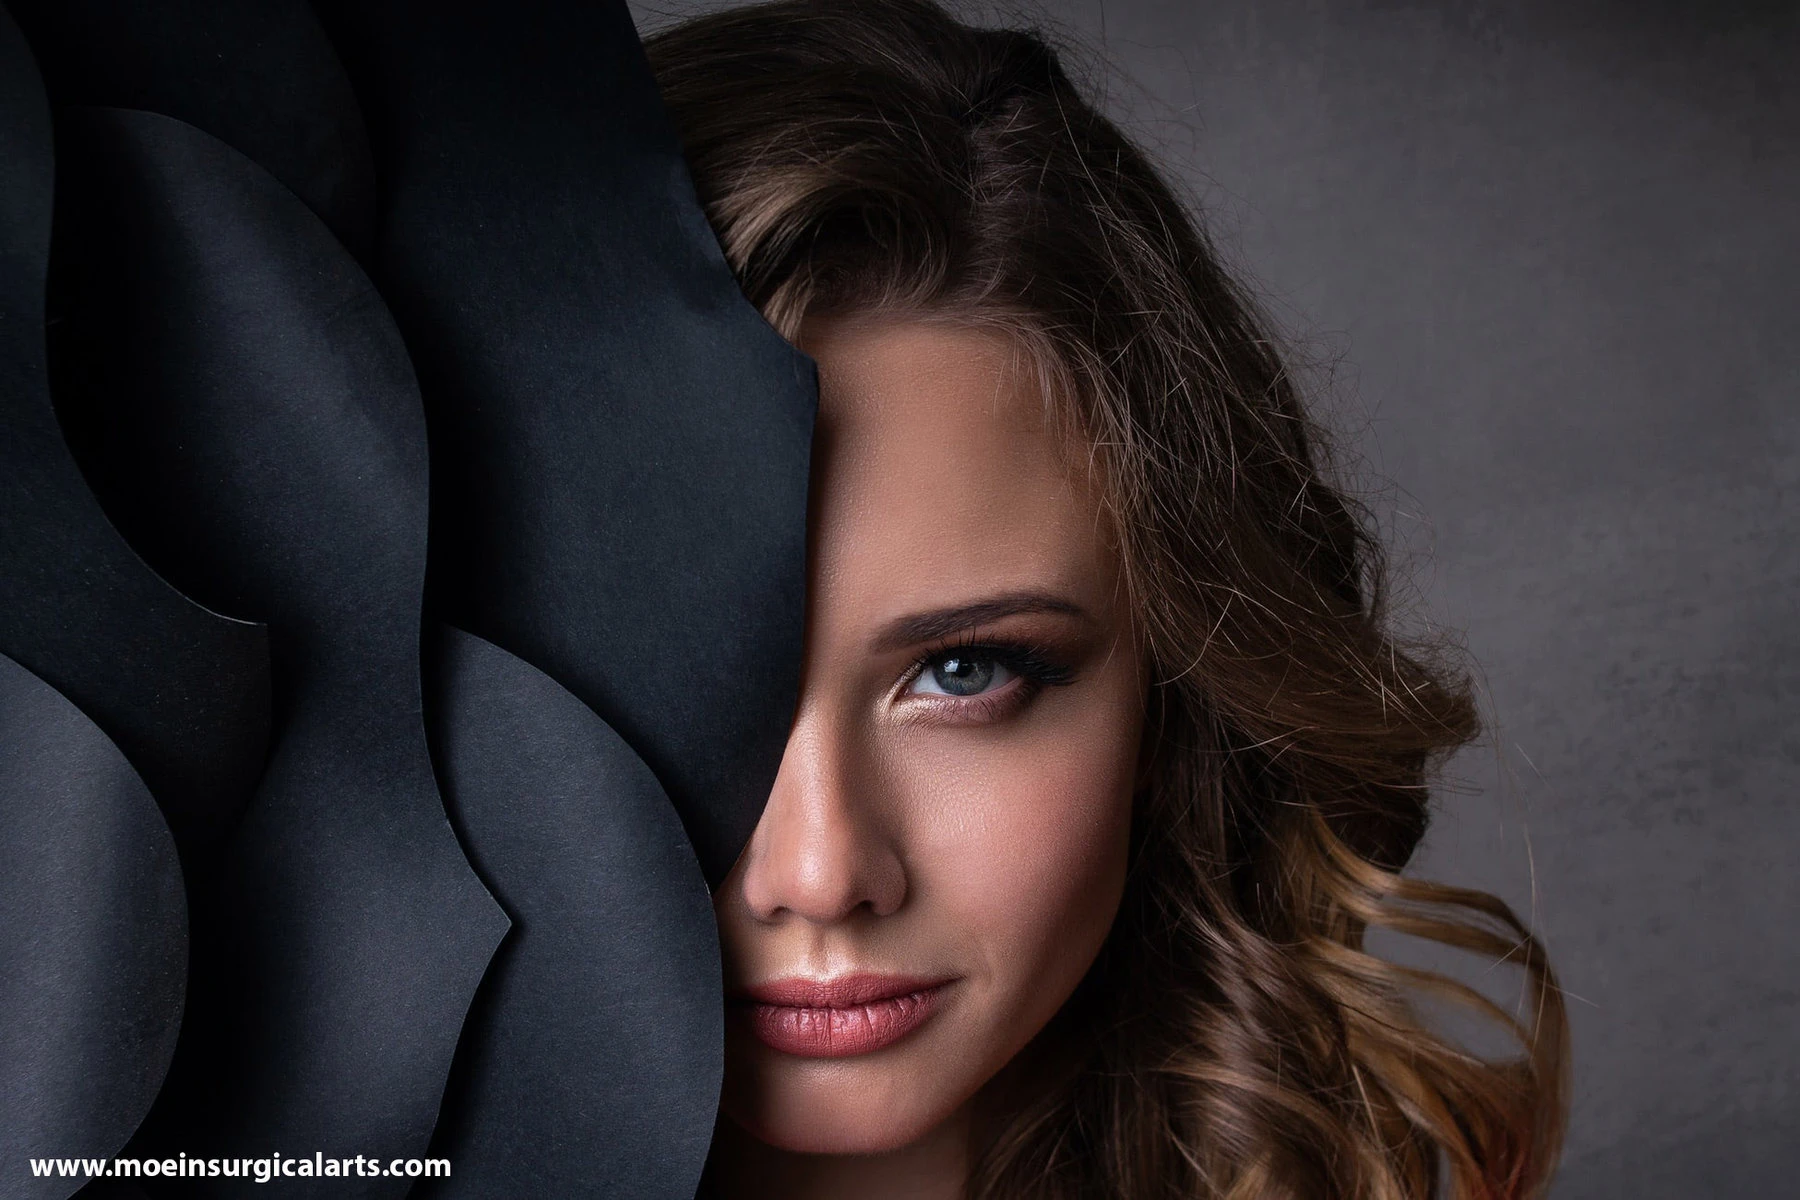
left=735, top=709, right=908, bottom=925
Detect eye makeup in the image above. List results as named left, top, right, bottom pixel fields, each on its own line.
left=891, top=631, right=1080, bottom=727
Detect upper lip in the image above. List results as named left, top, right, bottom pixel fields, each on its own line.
left=733, top=973, right=956, bottom=1008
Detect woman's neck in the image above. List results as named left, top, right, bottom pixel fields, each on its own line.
left=705, top=1102, right=971, bottom=1200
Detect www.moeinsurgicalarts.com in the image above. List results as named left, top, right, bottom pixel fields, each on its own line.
left=29, top=1154, right=450, bottom=1184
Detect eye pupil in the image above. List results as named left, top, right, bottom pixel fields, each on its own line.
left=932, top=655, right=995, bottom=696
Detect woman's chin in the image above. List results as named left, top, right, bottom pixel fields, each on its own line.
left=740, top=1120, right=920, bottom=1157
left=721, top=1082, right=950, bottom=1157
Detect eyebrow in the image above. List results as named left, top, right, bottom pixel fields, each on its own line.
left=870, top=590, right=1092, bottom=654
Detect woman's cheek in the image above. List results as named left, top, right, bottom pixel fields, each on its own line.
left=899, top=703, right=1137, bottom=994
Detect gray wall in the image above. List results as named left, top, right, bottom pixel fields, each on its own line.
left=632, top=2, right=1800, bottom=1194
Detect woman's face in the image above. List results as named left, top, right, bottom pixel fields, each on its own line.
left=713, top=317, right=1145, bottom=1157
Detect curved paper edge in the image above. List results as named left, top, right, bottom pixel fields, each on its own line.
left=0, top=2, right=272, bottom=845
left=42, top=106, right=512, bottom=1196
left=314, top=0, right=817, bottom=886
left=47, top=104, right=422, bottom=640
left=420, top=624, right=721, bottom=1200
left=0, top=650, right=187, bottom=1200
left=5, top=0, right=376, bottom=256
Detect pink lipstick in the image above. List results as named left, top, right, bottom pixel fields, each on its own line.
left=733, top=974, right=955, bottom=1058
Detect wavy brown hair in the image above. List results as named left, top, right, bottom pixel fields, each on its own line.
left=645, top=2, right=1569, bottom=1196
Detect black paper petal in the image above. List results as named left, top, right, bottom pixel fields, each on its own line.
left=6, top=0, right=376, bottom=257
left=40, top=106, right=509, bottom=1194
left=422, top=626, right=720, bottom=1200
left=4, top=2, right=820, bottom=1191
left=0, top=0, right=271, bottom=860
left=0, top=652, right=186, bottom=1200
left=315, top=0, right=818, bottom=886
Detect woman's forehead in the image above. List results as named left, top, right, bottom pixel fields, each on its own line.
left=801, top=315, right=1074, bottom=457
left=798, top=316, right=1120, bottom=629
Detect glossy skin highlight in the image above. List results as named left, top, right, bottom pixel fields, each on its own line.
left=709, top=318, right=1146, bottom=1198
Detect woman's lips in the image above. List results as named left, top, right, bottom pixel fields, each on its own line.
left=732, top=974, right=955, bottom=1058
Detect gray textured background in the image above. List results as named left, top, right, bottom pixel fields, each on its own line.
left=633, top=2, right=1800, bottom=1195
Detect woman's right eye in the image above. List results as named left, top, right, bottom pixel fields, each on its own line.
left=908, top=652, right=1019, bottom=698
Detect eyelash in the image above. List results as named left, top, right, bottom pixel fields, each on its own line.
left=896, top=634, right=1078, bottom=724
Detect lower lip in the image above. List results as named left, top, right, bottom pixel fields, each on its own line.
left=739, top=983, right=951, bottom=1058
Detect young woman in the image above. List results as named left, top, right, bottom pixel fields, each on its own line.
left=645, top=2, right=1570, bottom=1196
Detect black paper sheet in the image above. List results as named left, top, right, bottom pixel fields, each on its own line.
left=0, top=652, right=185, bottom=1200
left=44, top=106, right=509, bottom=1193
left=422, top=626, right=720, bottom=1199
left=0, top=0, right=270, bottom=866
left=315, top=0, right=818, bottom=886
left=6, top=0, right=376, bottom=256
left=1, top=10, right=262, bottom=1196
left=0, top=0, right=817, bottom=1195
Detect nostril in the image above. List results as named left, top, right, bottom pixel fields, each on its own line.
left=734, top=717, right=907, bottom=925
left=732, top=814, right=909, bottom=927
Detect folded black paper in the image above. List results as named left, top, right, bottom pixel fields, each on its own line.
left=6, top=0, right=376, bottom=257
left=0, top=652, right=186, bottom=1200
left=423, top=626, right=720, bottom=1199
left=1, top=10, right=264, bottom=1192
left=316, top=0, right=818, bottom=886
left=0, top=0, right=270, bottom=864
left=43, top=107, right=508, bottom=1195
left=1, top=1, right=819, bottom=1193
